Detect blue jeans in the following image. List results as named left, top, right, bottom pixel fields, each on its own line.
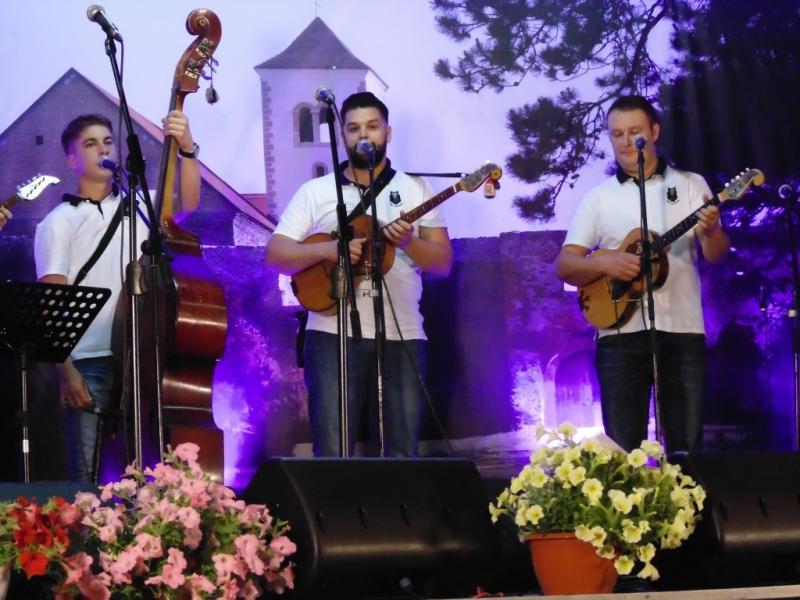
left=595, top=331, right=706, bottom=454
left=303, top=330, right=427, bottom=457
left=64, top=356, right=116, bottom=482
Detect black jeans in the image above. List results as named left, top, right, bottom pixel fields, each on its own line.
left=595, top=330, right=706, bottom=454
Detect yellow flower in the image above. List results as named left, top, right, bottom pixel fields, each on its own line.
left=627, top=448, right=648, bottom=468
left=497, top=489, right=509, bottom=506
left=568, top=466, right=587, bottom=486
left=661, top=463, right=680, bottom=478
left=621, top=519, right=643, bottom=543
left=563, top=447, right=581, bottom=463
left=514, top=507, right=528, bottom=527
left=594, top=450, right=611, bottom=465
left=608, top=489, right=633, bottom=514
left=690, top=485, right=706, bottom=510
left=581, top=478, right=603, bottom=505
left=509, top=477, right=524, bottom=494
left=558, top=422, right=577, bottom=438
left=530, top=448, right=548, bottom=464
left=639, top=440, right=664, bottom=458
left=534, top=424, right=548, bottom=439
left=598, top=544, right=616, bottom=560
left=555, top=462, right=574, bottom=482
left=524, top=505, right=544, bottom=526
left=638, top=520, right=651, bottom=534
left=670, top=487, right=691, bottom=508
left=588, top=526, right=607, bottom=548
left=488, top=503, right=502, bottom=523
left=614, top=555, right=635, bottom=575
left=575, top=525, right=593, bottom=543
left=529, top=466, right=548, bottom=488
left=579, top=438, right=600, bottom=454
left=637, top=543, right=656, bottom=563
left=638, top=562, right=660, bottom=580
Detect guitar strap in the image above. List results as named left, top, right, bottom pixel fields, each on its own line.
left=340, top=159, right=397, bottom=222
left=68, top=191, right=124, bottom=287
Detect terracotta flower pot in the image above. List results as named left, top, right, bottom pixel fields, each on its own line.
left=525, top=532, right=618, bottom=595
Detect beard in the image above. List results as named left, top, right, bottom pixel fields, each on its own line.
left=348, top=140, right=387, bottom=169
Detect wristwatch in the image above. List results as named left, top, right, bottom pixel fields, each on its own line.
left=178, top=142, right=200, bottom=159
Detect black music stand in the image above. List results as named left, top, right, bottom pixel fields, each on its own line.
left=0, top=282, right=110, bottom=482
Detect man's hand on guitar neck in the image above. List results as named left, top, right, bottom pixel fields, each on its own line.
left=694, top=198, right=730, bottom=263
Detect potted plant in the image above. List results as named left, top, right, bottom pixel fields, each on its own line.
left=0, top=443, right=296, bottom=599
left=489, top=423, right=706, bottom=595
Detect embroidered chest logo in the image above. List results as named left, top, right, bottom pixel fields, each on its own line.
left=666, top=187, right=679, bottom=204
left=388, top=191, right=402, bottom=206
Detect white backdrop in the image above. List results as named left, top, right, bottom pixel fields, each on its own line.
left=0, top=0, right=626, bottom=237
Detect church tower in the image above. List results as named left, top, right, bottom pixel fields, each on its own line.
left=255, top=17, right=387, bottom=218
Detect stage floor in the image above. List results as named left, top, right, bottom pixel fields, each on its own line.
left=453, top=584, right=800, bottom=599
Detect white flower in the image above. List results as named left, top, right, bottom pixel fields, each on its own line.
left=627, top=448, right=648, bottom=468
left=614, top=555, right=635, bottom=575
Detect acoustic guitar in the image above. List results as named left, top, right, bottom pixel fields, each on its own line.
left=1, top=174, right=60, bottom=211
left=577, top=168, right=764, bottom=329
left=291, top=162, right=502, bottom=312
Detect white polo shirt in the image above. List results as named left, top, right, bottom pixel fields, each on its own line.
left=34, top=193, right=149, bottom=360
left=275, top=169, right=447, bottom=341
left=563, top=164, right=713, bottom=337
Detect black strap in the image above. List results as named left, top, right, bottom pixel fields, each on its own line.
left=73, top=200, right=124, bottom=287
left=339, top=159, right=398, bottom=222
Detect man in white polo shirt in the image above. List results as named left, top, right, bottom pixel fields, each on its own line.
left=34, top=111, right=201, bottom=482
left=266, top=92, right=453, bottom=457
left=555, top=95, right=730, bottom=454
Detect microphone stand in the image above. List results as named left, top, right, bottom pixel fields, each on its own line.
left=102, top=35, right=165, bottom=469
left=321, top=100, right=362, bottom=458
left=636, top=143, right=663, bottom=447
left=785, top=188, right=800, bottom=450
left=364, top=148, right=389, bottom=457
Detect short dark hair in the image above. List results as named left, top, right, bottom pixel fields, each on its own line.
left=607, top=95, right=660, bottom=126
left=340, top=92, right=389, bottom=123
left=61, top=114, right=113, bottom=153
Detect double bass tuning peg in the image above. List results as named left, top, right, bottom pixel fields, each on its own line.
left=201, top=57, right=220, bottom=104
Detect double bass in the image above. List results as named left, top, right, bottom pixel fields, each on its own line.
left=133, top=9, right=227, bottom=479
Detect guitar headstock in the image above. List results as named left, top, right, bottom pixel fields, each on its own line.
left=16, top=174, right=60, bottom=201
left=719, top=168, right=765, bottom=202
left=458, top=162, right=503, bottom=193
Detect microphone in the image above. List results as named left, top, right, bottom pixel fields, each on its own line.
left=778, top=183, right=794, bottom=200
left=634, top=135, right=647, bottom=150
left=315, top=86, right=335, bottom=105
left=87, top=5, right=123, bottom=42
left=98, top=157, right=120, bottom=172
left=356, top=139, right=375, bottom=155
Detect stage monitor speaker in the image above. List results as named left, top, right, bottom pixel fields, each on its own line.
left=243, top=458, right=501, bottom=599
left=657, top=452, right=800, bottom=589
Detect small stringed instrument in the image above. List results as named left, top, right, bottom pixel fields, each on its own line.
left=578, top=168, right=765, bottom=329
left=1, top=174, right=60, bottom=210
left=291, top=162, right=502, bottom=312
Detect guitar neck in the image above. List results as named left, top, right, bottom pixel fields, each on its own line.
left=652, top=194, right=721, bottom=253
left=0, top=195, right=20, bottom=211
left=391, top=183, right=459, bottom=227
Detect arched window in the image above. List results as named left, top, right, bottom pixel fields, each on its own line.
left=313, top=163, right=328, bottom=178
left=318, top=106, right=330, bottom=143
left=298, top=106, right=314, bottom=143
